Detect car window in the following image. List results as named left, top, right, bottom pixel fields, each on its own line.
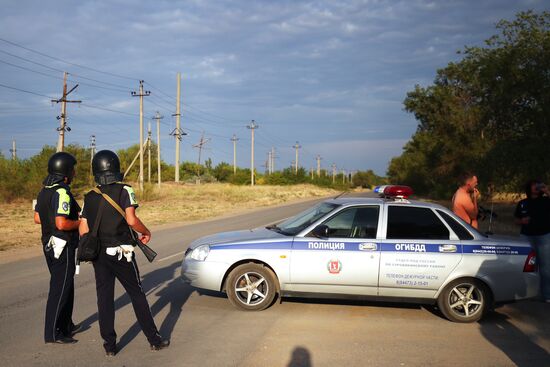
left=436, top=210, right=474, bottom=240
left=277, top=202, right=339, bottom=235
left=387, top=206, right=450, bottom=240
left=322, top=206, right=379, bottom=239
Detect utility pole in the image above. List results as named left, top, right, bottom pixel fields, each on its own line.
left=263, top=154, right=270, bottom=174
left=293, top=141, right=301, bottom=174
left=316, top=155, right=322, bottom=177
left=89, top=135, right=96, bottom=161
left=172, top=72, right=183, bottom=183
left=270, top=147, right=276, bottom=173
left=332, top=163, right=337, bottom=184
left=342, top=169, right=346, bottom=184
left=89, top=135, right=96, bottom=176
left=52, top=72, right=80, bottom=152
left=267, top=151, right=272, bottom=174
left=9, top=139, right=16, bottom=160
left=131, top=80, right=150, bottom=191
left=147, top=122, right=152, bottom=183
left=154, top=112, right=163, bottom=187
left=231, top=134, right=239, bottom=174
left=247, top=120, right=258, bottom=186
left=193, top=132, right=210, bottom=184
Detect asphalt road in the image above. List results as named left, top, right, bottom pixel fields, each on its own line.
left=0, top=197, right=549, bottom=367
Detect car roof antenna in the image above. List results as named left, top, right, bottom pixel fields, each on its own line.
left=333, top=191, right=348, bottom=199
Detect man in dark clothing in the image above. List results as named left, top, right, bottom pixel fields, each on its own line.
left=79, top=150, right=169, bottom=356
left=515, top=180, right=550, bottom=302
left=34, top=152, right=82, bottom=344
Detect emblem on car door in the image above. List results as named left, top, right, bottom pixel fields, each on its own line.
left=327, top=259, right=342, bottom=274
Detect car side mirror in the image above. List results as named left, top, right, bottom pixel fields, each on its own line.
left=311, top=224, right=330, bottom=238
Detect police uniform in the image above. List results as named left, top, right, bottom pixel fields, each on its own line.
left=82, top=182, right=162, bottom=353
left=35, top=181, right=80, bottom=343
left=515, top=196, right=550, bottom=301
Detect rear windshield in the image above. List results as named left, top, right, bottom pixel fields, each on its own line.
left=436, top=210, right=474, bottom=240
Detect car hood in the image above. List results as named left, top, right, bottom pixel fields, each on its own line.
left=188, top=227, right=289, bottom=249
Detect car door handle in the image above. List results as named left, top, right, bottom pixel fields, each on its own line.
left=358, top=242, right=378, bottom=251
left=439, top=245, right=457, bottom=253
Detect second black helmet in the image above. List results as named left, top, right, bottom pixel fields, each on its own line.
left=92, top=150, right=123, bottom=185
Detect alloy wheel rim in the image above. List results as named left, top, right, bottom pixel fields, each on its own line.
left=234, top=272, right=269, bottom=306
left=448, top=283, right=483, bottom=318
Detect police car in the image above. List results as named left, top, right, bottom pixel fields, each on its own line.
left=181, top=186, right=539, bottom=322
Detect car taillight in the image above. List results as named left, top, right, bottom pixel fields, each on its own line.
left=383, top=185, right=414, bottom=199
left=523, top=250, right=537, bottom=272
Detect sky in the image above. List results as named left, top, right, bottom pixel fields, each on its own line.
left=0, top=0, right=547, bottom=175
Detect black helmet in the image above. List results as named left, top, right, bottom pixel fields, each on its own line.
left=48, top=152, right=77, bottom=176
left=43, top=152, right=77, bottom=186
left=92, top=150, right=123, bottom=185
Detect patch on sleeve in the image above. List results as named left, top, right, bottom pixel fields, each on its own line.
left=56, top=188, right=71, bottom=215
left=124, top=186, right=138, bottom=206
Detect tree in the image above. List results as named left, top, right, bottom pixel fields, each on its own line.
left=389, top=10, right=550, bottom=197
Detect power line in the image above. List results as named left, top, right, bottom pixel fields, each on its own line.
left=79, top=103, right=139, bottom=117
left=183, top=126, right=232, bottom=140
left=0, top=58, right=129, bottom=93
left=0, top=48, right=64, bottom=73
left=0, top=48, right=132, bottom=90
left=0, top=82, right=55, bottom=99
left=0, top=37, right=138, bottom=81
left=143, top=81, right=175, bottom=103
left=143, top=81, right=245, bottom=124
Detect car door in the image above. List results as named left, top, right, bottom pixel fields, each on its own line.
left=378, top=205, right=463, bottom=298
left=289, top=205, right=382, bottom=296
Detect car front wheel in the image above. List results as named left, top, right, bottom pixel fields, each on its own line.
left=226, top=263, right=277, bottom=311
left=437, top=278, right=490, bottom=323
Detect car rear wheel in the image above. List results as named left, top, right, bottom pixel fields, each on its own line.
left=437, top=278, right=489, bottom=323
left=226, top=263, right=277, bottom=311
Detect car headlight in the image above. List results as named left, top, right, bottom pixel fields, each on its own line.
left=187, top=245, right=210, bottom=261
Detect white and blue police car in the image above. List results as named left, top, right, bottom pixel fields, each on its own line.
left=181, top=186, right=539, bottom=322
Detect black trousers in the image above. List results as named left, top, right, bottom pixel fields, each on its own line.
left=43, top=243, right=76, bottom=342
left=93, top=249, right=161, bottom=351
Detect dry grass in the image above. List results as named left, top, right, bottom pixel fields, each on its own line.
left=137, top=182, right=337, bottom=226
left=0, top=183, right=337, bottom=252
left=1, top=184, right=523, bottom=253
left=0, top=201, right=39, bottom=251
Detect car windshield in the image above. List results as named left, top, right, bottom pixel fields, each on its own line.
left=273, top=202, right=339, bottom=236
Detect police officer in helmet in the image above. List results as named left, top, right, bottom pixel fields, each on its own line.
left=79, top=150, right=169, bottom=356
left=34, top=152, right=82, bottom=344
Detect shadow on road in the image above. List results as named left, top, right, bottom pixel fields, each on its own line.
left=479, top=310, right=550, bottom=367
left=282, top=296, right=422, bottom=310
left=287, top=346, right=313, bottom=367
left=117, top=262, right=194, bottom=350
left=79, top=260, right=194, bottom=351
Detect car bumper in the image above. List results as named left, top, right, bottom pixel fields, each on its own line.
left=521, top=273, right=541, bottom=300
left=486, top=272, right=540, bottom=303
left=181, top=258, right=228, bottom=291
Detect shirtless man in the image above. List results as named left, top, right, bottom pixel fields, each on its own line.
left=452, top=172, right=480, bottom=228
